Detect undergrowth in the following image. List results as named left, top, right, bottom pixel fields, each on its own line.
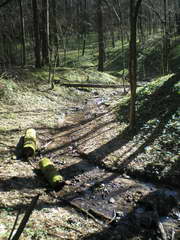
left=116, top=73, right=178, bottom=125
left=114, top=73, right=179, bottom=184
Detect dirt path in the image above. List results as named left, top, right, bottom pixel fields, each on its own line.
left=0, top=87, right=180, bottom=240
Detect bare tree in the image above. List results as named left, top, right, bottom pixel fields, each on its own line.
left=32, top=0, right=41, bottom=68
left=18, top=0, right=26, bottom=66
left=97, top=0, right=105, bottom=71
left=41, top=0, right=50, bottom=65
left=129, top=0, right=143, bottom=129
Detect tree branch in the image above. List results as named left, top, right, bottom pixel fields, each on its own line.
left=0, top=0, right=13, bottom=8
left=142, top=1, right=164, bottom=24
left=134, top=0, right=143, bottom=21
left=11, top=194, right=40, bottom=240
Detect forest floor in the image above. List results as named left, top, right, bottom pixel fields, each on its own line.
left=0, top=44, right=180, bottom=239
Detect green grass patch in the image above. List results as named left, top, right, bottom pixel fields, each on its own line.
left=116, top=73, right=178, bottom=126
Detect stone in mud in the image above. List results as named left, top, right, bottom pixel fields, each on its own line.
left=23, top=128, right=37, bottom=158
left=109, top=197, right=116, bottom=204
left=39, top=158, right=64, bottom=189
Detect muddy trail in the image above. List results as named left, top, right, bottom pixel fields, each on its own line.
left=0, top=87, right=180, bottom=240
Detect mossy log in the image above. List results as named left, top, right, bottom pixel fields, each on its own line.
left=39, top=158, right=64, bottom=188
left=23, top=129, right=37, bottom=158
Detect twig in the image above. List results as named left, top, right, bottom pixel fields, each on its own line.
left=107, top=209, right=116, bottom=224
left=171, top=228, right=175, bottom=240
left=41, top=140, right=53, bottom=149
left=11, top=194, right=40, bottom=240
left=28, top=159, right=37, bottom=169
left=8, top=209, right=21, bottom=240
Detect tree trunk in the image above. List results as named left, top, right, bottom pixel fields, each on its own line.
left=162, top=0, right=169, bottom=74
left=41, top=0, right=50, bottom=65
left=19, top=0, right=26, bottom=66
left=129, top=0, right=142, bottom=129
left=97, top=0, right=105, bottom=72
left=175, top=0, right=180, bottom=34
left=32, top=0, right=41, bottom=68
left=82, top=0, right=87, bottom=56
left=52, top=0, right=60, bottom=66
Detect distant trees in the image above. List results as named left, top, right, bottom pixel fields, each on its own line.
left=0, top=0, right=179, bottom=128
left=0, top=0, right=178, bottom=71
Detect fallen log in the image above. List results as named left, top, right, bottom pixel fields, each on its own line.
left=23, top=129, right=37, bottom=158
left=39, top=158, right=64, bottom=188
left=60, top=82, right=131, bottom=88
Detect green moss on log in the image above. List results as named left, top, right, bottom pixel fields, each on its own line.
left=23, top=128, right=37, bottom=158
left=39, top=158, right=64, bottom=188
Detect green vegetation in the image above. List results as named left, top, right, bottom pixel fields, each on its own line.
left=110, top=41, right=180, bottom=184
left=0, top=32, right=180, bottom=240
left=116, top=73, right=177, bottom=124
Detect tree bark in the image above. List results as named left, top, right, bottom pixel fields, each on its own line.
left=97, top=0, right=105, bottom=72
left=41, top=0, right=50, bottom=65
left=18, top=0, right=26, bottom=66
left=82, top=0, right=87, bottom=56
left=32, top=0, right=41, bottom=68
left=175, top=0, right=180, bottom=34
left=129, top=0, right=143, bottom=129
left=162, top=0, right=169, bottom=74
left=52, top=0, right=60, bottom=65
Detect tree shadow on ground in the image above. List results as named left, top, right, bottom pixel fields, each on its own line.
left=85, top=74, right=179, bottom=181
left=42, top=117, right=116, bottom=156
left=0, top=158, right=179, bottom=240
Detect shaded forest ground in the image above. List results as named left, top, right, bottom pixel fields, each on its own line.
left=0, top=37, right=179, bottom=240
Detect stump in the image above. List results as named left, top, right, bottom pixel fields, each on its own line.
left=39, top=158, right=64, bottom=188
left=23, top=129, right=37, bottom=158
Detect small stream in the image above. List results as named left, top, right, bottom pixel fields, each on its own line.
left=45, top=88, right=180, bottom=239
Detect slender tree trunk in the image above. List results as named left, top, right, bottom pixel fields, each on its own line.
left=41, top=0, right=49, bottom=65
left=175, top=0, right=180, bottom=34
left=19, top=0, right=26, bottom=66
left=97, top=0, right=105, bottom=72
left=129, top=0, right=142, bottom=129
left=76, top=0, right=81, bottom=59
left=82, top=0, right=87, bottom=56
left=138, top=5, right=144, bottom=43
left=162, top=0, right=169, bottom=74
left=32, top=0, right=41, bottom=68
left=52, top=0, right=60, bottom=66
